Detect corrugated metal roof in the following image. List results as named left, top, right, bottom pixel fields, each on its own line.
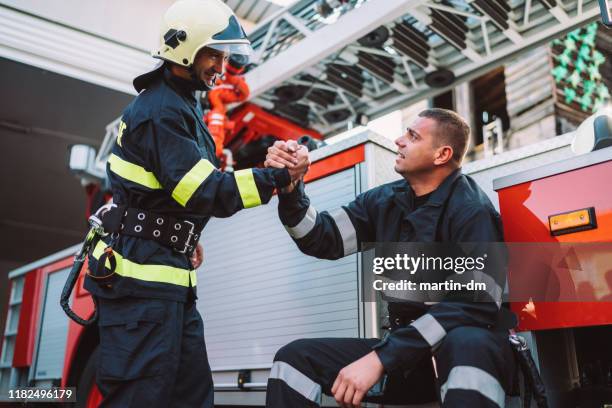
left=241, top=0, right=604, bottom=136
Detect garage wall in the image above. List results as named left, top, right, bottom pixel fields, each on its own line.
left=0, top=58, right=133, bottom=313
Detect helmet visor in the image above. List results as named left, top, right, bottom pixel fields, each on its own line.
left=207, top=42, right=253, bottom=57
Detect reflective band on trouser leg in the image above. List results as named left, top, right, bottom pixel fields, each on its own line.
left=410, top=314, right=447, bottom=347
left=440, top=366, right=506, bottom=407
left=172, top=159, right=216, bottom=207
left=108, top=154, right=162, bottom=190
left=92, top=241, right=192, bottom=286
left=284, top=205, right=317, bottom=239
left=269, top=361, right=322, bottom=405
left=190, top=270, right=198, bottom=286
left=329, top=208, right=358, bottom=256
left=234, top=169, right=262, bottom=208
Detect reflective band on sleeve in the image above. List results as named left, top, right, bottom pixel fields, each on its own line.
left=284, top=205, right=317, bottom=239
left=451, top=271, right=504, bottom=308
left=269, top=361, right=322, bottom=404
left=172, top=159, right=216, bottom=207
left=441, top=366, right=505, bottom=407
left=92, top=241, right=192, bottom=287
left=234, top=168, right=262, bottom=208
left=108, top=154, right=162, bottom=190
left=410, top=314, right=446, bottom=347
left=329, top=208, right=358, bottom=256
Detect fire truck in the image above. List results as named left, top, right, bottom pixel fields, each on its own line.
left=0, top=0, right=611, bottom=407
left=1, top=114, right=611, bottom=407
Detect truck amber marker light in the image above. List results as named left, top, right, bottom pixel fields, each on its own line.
left=548, top=207, right=597, bottom=236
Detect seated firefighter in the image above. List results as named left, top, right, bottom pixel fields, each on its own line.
left=264, top=108, right=517, bottom=408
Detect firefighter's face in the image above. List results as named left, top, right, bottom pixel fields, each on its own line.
left=193, top=47, right=229, bottom=88
left=394, top=116, right=442, bottom=176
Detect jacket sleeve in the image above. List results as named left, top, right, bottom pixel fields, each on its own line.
left=372, top=203, right=506, bottom=374
left=138, top=116, right=290, bottom=217
left=277, top=181, right=376, bottom=260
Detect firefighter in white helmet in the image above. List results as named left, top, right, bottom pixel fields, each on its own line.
left=84, top=1, right=307, bottom=407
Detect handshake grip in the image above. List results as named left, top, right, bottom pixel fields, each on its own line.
left=265, top=140, right=311, bottom=192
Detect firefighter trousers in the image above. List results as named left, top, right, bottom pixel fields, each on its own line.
left=96, top=296, right=214, bottom=408
left=265, top=326, right=516, bottom=407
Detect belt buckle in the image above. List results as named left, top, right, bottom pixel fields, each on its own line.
left=177, top=220, right=195, bottom=254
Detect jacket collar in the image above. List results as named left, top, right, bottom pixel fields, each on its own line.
left=392, top=168, right=463, bottom=215
left=423, top=167, right=463, bottom=206
left=163, top=68, right=197, bottom=105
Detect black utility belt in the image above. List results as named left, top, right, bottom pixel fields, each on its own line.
left=103, top=206, right=200, bottom=255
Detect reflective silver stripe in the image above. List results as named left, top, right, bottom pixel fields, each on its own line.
left=441, top=366, right=506, bottom=407
left=329, top=208, right=358, bottom=256
left=269, top=361, right=321, bottom=404
left=377, top=276, right=428, bottom=302
left=284, top=205, right=317, bottom=239
left=410, top=314, right=446, bottom=347
left=451, top=271, right=504, bottom=308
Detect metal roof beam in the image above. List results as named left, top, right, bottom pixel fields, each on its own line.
left=245, top=0, right=423, bottom=100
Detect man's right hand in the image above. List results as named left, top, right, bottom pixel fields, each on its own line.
left=265, top=140, right=310, bottom=192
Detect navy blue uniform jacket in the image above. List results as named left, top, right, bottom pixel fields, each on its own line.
left=85, top=68, right=290, bottom=302
left=278, top=168, right=511, bottom=374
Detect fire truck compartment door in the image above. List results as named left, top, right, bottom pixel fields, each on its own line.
left=199, top=167, right=360, bottom=370
left=32, top=267, right=70, bottom=380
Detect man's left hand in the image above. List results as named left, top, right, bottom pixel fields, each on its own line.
left=190, top=243, right=204, bottom=269
left=331, top=351, right=385, bottom=408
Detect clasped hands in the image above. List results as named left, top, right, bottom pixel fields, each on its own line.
left=264, top=140, right=310, bottom=193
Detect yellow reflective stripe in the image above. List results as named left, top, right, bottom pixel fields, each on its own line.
left=234, top=169, right=262, bottom=208
left=117, top=120, right=127, bottom=147
left=172, top=159, right=216, bottom=207
left=108, top=154, right=162, bottom=189
left=190, top=270, right=198, bottom=286
left=92, top=241, right=192, bottom=287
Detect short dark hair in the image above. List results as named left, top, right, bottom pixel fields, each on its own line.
left=418, top=108, right=470, bottom=164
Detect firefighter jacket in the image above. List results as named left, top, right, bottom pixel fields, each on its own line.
left=84, top=67, right=290, bottom=302
left=277, top=168, right=513, bottom=375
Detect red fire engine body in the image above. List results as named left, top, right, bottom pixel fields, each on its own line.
left=497, top=149, right=612, bottom=331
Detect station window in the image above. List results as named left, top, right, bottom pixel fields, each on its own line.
left=470, top=66, right=510, bottom=148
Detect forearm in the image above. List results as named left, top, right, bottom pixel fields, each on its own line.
left=278, top=182, right=352, bottom=260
